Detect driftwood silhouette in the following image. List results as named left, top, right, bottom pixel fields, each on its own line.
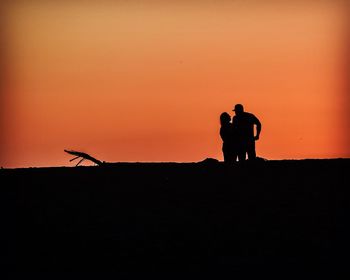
left=64, top=150, right=104, bottom=166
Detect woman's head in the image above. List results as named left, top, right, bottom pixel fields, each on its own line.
left=220, top=112, right=231, bottom=125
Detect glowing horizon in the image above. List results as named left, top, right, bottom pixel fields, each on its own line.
left=1, top=1, right=349, bottom=168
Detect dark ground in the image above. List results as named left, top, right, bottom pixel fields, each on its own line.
left=2, top=159, right=349, bottom=278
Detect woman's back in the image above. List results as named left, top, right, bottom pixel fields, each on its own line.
left=220, top=123, right=234, bottom=143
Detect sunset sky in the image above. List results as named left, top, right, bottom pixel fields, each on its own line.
left=1, top=0, right=349, bottom=168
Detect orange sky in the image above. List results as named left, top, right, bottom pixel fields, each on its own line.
left=1, top=1, right=349, bottom=168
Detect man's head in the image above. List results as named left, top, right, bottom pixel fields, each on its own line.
left=233, top=104, right=244, bottom=115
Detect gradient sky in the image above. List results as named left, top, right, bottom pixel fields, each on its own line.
left=1, top=0, right=349, bottom=168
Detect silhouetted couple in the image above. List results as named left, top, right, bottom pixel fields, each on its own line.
left=220, top=104, right=261, bottom=164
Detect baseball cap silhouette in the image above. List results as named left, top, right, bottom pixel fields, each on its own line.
left=233, top=104, right=244, bottom=111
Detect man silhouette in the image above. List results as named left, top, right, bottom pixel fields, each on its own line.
left=232, top=104, right=261, bottom=162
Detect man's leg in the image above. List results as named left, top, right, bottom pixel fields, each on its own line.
left=237, top=142, right=246, bottom=162
left=247, top=140, right=256, bottom=160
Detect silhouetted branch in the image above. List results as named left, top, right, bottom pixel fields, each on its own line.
left=64, top=150, right=103, bottom=166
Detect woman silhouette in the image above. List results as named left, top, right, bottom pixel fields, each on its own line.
left=220, top=112, right=238, bottom=164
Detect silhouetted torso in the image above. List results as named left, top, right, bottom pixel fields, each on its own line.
left=220, top=123, right=234, bottom=144
left=232, top=112, right=260, bottom=142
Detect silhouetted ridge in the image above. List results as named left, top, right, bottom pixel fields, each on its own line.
left=2, top=158, right=349, bottom=277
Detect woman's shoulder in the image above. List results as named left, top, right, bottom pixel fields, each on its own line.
left=221, top=123, right=232, bottom=129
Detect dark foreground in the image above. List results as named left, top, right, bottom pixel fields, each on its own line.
left=2, top=159, right=349, bottom=278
